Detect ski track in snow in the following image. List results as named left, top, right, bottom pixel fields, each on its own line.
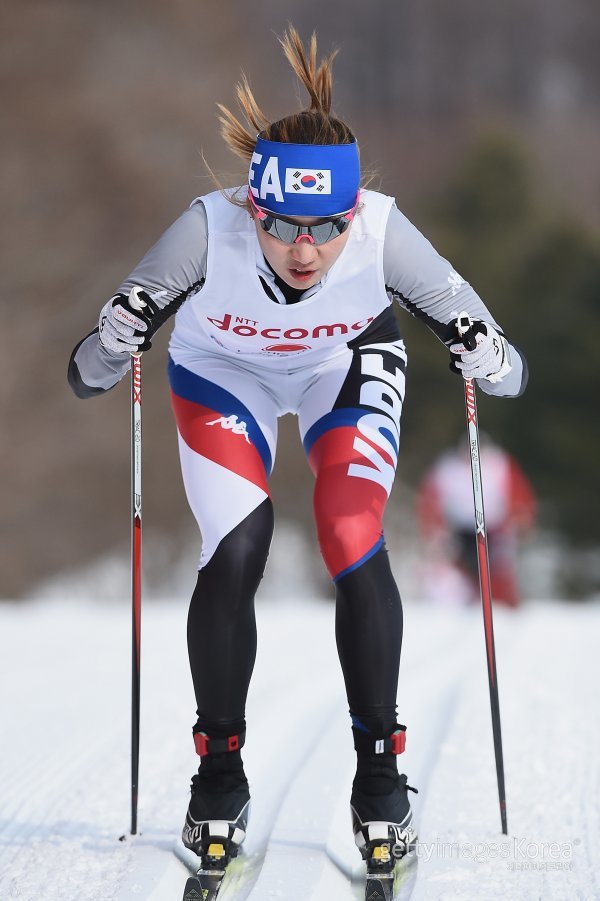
left=0, top=596, right=597, bottom=901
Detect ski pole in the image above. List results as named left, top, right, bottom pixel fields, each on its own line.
left=455, top=311, right=508, bottom=836
left=129, top=288, right=145, bottom=836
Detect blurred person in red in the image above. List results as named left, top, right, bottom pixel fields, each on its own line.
left=416, top=437, right=536, bottom=607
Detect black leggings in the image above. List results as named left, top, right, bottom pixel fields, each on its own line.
left=335, top=544, right=403, bottom=734
left=188, top=498, right=403, bottom=739
left=188, top=498, right=274, bottom=738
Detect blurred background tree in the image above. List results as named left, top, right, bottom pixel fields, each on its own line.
left=1, top=0, right=598, bottom=599
left=398, top=134, right=600, bottom=595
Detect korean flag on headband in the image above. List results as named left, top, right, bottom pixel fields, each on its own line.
left=285, top=168, right=332, bottom=195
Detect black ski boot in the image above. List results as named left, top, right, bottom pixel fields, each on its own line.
left=182, top=726, right=250, bottom=866
left=350, top=724, right=418, bottom=877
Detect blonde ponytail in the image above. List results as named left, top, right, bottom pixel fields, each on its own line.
left=217, top=25, right=354, bottom=165
left=278, top=28, right=337, bottom=118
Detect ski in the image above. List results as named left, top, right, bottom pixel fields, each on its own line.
left=364, top=859, right=419, bottom=901
left=182, top=868, right=226, bottom=901
left=365, top=872, right=394, bottom=901
left=180, top=840, right=238, bottom=901
left=362, top=837, right=418, bottom=901
left=364, top=841, right=396, bottom=901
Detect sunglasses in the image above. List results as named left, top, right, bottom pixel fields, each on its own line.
left=248, top=190, right=359, bottom=245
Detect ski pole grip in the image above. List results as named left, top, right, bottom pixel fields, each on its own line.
left=128, top=286, right=146, bottom=360
left=128, top=285, right=168, bottom=358
left=128, top=285, right=147, bottom=313
left=455, top=310, right=478, bottom=351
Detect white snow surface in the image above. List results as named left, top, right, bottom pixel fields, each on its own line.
left=0, top=595, right=597, bottom=901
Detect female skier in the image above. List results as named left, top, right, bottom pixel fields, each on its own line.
left=69, top=27, right=527, bottom=884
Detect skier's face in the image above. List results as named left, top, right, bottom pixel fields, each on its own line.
left=252, top=211, right=353, bottom=290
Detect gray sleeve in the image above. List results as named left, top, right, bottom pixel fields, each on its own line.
left=68, top=201, right=209, bottom=397
left=68, top=329, right=132, bottom=397
left=383, top=203, right=526, bottom=397
left=115, top=200, right=208, bottom=301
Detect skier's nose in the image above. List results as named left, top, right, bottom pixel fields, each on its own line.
left=290, top=240, right=317, bottom=265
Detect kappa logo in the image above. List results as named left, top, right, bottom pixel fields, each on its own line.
left=448, top=270, right=466, bottom=296
left=206, top=415, right=251, bottom=443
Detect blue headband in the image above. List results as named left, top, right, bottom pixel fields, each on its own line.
left=248, top=137, right=360, bottom=217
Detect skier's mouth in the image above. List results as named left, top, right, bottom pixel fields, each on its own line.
left=289, top=268, right=316, bottom=281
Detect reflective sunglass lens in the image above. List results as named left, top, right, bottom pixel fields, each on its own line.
left=274, top=221, right=299, bottom=243
left=257, top=209, right=351, bottom=245
left=308, top=224, right=330, bottom=245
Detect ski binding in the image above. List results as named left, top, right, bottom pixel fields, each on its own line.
left=182, top=841, right=231, bottom=901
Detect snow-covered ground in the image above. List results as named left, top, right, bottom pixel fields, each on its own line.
left=0, top=594, right=597, bottom=900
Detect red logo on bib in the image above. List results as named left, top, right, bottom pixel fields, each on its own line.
left=262, top=343, right=310, bottom=354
